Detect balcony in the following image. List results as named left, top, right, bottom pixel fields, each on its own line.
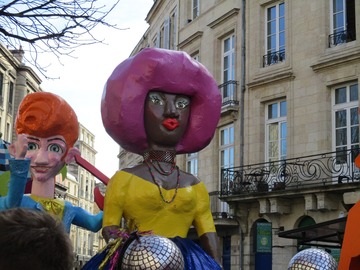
left=218, top=80, right=239, bottom=114
left=263, top=50, right=285, bottom=67
left=220, top=148, right=360, bottom=198
left=329, top=29, right=356, bottom=47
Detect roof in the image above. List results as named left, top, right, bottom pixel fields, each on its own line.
left=278, top=217, right=347, bottom=248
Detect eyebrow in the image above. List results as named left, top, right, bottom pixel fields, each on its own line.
left=27, top=136, right=67, bottom=145
left=48, top=138, right=67, bottom=145
left=27, top=136, right=40, bottom=141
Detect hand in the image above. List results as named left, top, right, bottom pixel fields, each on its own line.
left=8, top=134, right=28, bottom=159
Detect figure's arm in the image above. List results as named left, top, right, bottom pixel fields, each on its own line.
left=199, top=232, right=222, bottom=265
left=101, top=171, right=129, bottom=242
left=0, top=135, right=30, bottom=209
left=102, top=225, right=121, bottom=242
left=193, top=182, right=222, bottom=265
left=72, top=207, right=103, bottom=232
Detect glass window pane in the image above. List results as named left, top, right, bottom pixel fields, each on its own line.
left=335, top=87, right=346, bottom=104
left=335, top=110, right=346, bottom=127
left=221, top=130, right=227, bottom=145
left=350, top=84, right=358, bottom=101
left=333, top=0, right=344, bottom=12
left=336, top=128, right=347, bottom=146
left=351, top=126, right=359, bottom=144
left=224, top=149, right=229, bottom=167
left=279, top=3, right=285, bottom=16
left=230, top=126, right=234, bottom=144
left=279, top=32, right=285, bottom=48
left=269, top=141, right=278, bottom=158
left=224, top=38, right=230, bottom=53
left=267, top=6, right=276, bottom=21
left=280, top=101, right=287, bottom=116
left=279, top=18, right=285, bottom=31
left=269, top=123, right=278, bottom=141
left=268, top=103, right=278, bottom=119
left=334, top=13, right=344, bottom=29
left=280, top=122, right=287, bottom=138
left=281, top=139, right=287, bottom=157
left=187, top=161, right=192, bottom=173
left=267, top=35, right=276, bottom=51
left=267, top=21, right=276, bottom=35
left=221, top=151, right=225, bottom=166
left=351, top=107, right=359, bottom=125
left=229, top=148, right=234, bottom=167
left=223, top=55, right=229, bottom=70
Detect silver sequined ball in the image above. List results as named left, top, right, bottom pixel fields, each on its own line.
left=121, top=235, right=184, bottom=270
left=288, top=248, right=337, bottom=270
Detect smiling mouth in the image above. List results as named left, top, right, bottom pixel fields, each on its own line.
left=32, top=166, right=50, bottom=173
left=162, top=118, right=180, bottom=131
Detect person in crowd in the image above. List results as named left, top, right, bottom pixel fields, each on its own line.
left=0, top=207, right=74, bottom=270
left=0, top=91, right=102, bottom=233
left=85, top=48, right=222, bottom=269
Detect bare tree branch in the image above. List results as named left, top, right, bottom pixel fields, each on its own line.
left=0, top=0, right=123, bottom=78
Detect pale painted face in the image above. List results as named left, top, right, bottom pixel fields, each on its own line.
left=25, top=135, right=67, bottom=182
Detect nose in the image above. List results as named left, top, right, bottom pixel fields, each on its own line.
left=164, top=101, right=179, bottom=118
left=32, top=149, right=49, bottom=164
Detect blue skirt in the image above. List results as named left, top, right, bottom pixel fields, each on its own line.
left=82, top=236, right=221, bottom=270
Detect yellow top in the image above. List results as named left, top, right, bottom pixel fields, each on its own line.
left=103, top=171, right=216, bottom=238
left=29, top=194, right=65, bottom=219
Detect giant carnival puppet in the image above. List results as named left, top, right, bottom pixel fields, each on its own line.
left=0, top=92, right=103, bottom=233
left=83, top=48, right=223, bottom=269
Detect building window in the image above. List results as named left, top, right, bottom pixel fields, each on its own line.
left=266, top=100, right=287, bottom=162
left=186, top=152, right=198, bottom=176
left=192, top=53, right=200, bottom=62
left=263, top=2, right=285, bottom=66
left=220, top=125, right=235, bottom=171
left=160, top=19, right=170, bottom=49
left=0, top=73, right=3, bottom=107
left=333, top=82, right=359, bottom=163
left=329, top=0, right=356, bottom=46
left=8, top=81, right=14, bottom=114
left=152, top=33, right=159, bottom=48
left=192, top=0, right=199, bottom=20
left=221, top=34, right=236, bottom=104
left=170, top=7, right=177, bottom=50
left=5, top=123, right=10, bottom=141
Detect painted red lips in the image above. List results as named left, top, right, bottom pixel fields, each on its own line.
left=162, top=118, right=179, bottom=131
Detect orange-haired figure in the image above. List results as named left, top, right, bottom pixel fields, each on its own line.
left=0, top=92, right=102, bottom=233
left=338, top=154, right=360, bottom=269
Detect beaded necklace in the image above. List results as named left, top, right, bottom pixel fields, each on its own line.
left=143, top=150, right=180, bottom=204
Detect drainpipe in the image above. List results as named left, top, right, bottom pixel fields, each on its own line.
left=239, top=1, right=246, bottom=269
left=239, top=0, right=246, bottom=170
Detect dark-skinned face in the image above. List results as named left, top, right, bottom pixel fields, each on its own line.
left=144, top=91, right=190, bottom=150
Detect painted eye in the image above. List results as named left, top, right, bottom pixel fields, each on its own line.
left=27, top=142, right=39, bottom=151
left=48, top=143, right=64, bottom=154
left=148, top=93, right=164, bottom=105
left=175, top=97, right=190, bottom=109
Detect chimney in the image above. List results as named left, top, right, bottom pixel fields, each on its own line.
left=10, top=45, right=24, bottom=63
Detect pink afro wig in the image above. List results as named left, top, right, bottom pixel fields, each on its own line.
left=101, top=48, right=221, bottom=155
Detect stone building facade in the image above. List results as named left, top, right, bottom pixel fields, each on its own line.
left=67, top=123, right=104, bottom=267
left=121, top=0, right=360, bottom=269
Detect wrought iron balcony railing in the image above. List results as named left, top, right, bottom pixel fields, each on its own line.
left=329, top=29, right=356, bottom=47
left=263, top=50, right=285, bottom=67
left=221, top=148, right=360, bottom=196
left=218, top=80, right=239, bottom=107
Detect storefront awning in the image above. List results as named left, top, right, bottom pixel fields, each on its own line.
left=278, top=217, right=347, bottom=248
